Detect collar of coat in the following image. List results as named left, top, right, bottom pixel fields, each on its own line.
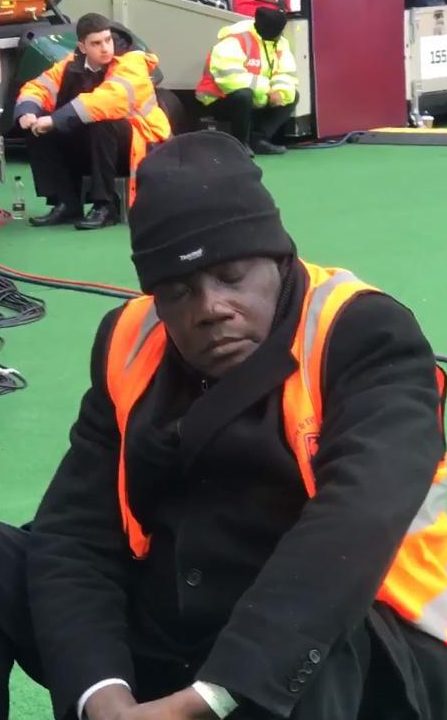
left=67, top=49, right=110, bottom=74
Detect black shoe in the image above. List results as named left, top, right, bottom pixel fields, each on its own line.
left=29, top=203, right=82, bottom=227
left=75, top=204, right=118, bottom=231
left=252, top=139, right=287, bottom=155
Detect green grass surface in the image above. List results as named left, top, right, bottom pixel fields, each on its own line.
left=1, top=144, right=446, bottom=717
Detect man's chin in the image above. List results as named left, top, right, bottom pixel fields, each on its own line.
left=202, top=341, right=255, bottom=378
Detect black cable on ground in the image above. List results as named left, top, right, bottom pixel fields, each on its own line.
left=290, top=130, right=366, bottom=150
left=0, top=264, right=138, bottom=397
left=0, top=276, right=43, bottom=392
left=0, top=264, right=140, bottom=300
left=0, top=277, right=46, bottom=328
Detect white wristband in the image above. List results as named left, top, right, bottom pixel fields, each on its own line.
left=192, top=681, right=238, bottom=719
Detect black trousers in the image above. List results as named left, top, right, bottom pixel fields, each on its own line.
left=210, top=89, right=296, bottom=145
left=27, top=119, right=132, bottom=209
left=0, top=521, right=442, bottom=720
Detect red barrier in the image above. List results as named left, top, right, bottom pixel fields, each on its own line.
left=311, top=0, right=406, bottom=138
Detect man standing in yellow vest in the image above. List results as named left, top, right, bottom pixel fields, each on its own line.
left=196, top=8, right=298, bottom=155
left=0, top=132, right=446, bottom=720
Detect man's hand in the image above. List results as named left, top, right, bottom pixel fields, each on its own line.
left=86, top=685, right=217, bottom=720
left=19, top=113, right=37, bottom=130
left=268, top=91, right=283, bottom=107
left=31, top=116, right=54, bottom=136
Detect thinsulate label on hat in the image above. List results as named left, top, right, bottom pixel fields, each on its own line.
left=179, top=248, right=204, bottom=262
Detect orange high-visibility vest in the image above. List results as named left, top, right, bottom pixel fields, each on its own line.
left=16, top=51, right=171, bottom=205
left=107, top=262, right=447, bottom=644
left=196, top=31, right=264, bottom=102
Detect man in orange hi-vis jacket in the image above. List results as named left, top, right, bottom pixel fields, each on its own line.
left=0, top=132, right=446, bottom=720
left=14, top=13, right=171, bottom=230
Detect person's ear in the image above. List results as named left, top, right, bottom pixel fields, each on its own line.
left=77, top=40, right=86, bottom=55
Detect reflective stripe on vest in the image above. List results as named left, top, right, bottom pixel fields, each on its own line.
left=35, top=73, right=59, bottom=105
left=282, top=264, right=377, bottom=496
left=196, top=31, right=261, bottom=101
left=106, top=262, right=447, bottom=642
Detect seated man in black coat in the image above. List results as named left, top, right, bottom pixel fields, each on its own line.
left=0, top=131, right=446, bottom=720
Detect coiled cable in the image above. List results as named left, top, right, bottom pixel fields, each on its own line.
left=0, top=276, right=46, bottom=328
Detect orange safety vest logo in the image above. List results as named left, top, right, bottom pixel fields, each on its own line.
left=106, top=261, right=447, bottom=644
left=196, top=30, right=263, bottom=101
left=304, top=433, right=319, bottom=460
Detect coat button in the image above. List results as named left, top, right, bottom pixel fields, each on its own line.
left=303, top=660, right=313, bottom=674
left=309, top=649, right=321, bottom=664
left=288, top=671, right=307, bottom=693
left=288, top=679, right=302, bottom=693
left=185, top=568, right=202, bottom=587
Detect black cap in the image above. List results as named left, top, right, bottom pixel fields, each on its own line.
left=254, top=7, right=287, bottom=41
left=130, top=131, right=293, bottom=292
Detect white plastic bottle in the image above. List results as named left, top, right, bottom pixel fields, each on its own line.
left=12, top=176, right=26, bottom=221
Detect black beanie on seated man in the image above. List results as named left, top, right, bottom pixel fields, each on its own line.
left=129, top=131, right=294, bottom=292
left=254, top=7, right=287, bottom=41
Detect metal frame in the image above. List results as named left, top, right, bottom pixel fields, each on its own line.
left=405, top=5, right=447, bottom=121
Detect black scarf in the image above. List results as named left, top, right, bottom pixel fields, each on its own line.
left=125, top=257, right=304, bottom=533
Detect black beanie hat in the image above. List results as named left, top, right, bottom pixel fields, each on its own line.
left=254, top=7, right=287, bottom=41
left=130, top=131, right=293, bottom=292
